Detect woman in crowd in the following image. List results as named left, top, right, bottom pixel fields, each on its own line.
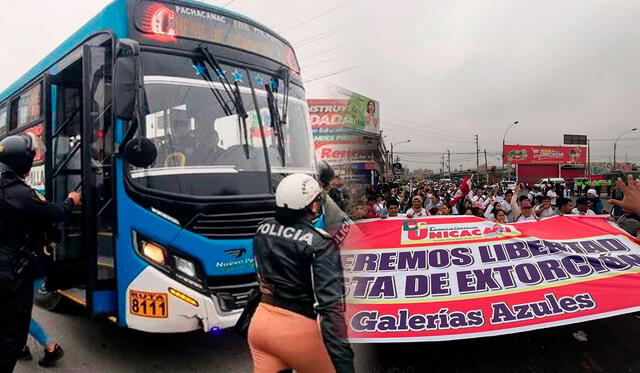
left=440, top=203, right=453, bottom=215
left=492, top=208, right=508, bottom=223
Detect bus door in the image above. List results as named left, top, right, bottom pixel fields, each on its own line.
left=44, top=36, right=116, bottom=315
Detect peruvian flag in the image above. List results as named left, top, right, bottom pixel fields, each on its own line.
left=449, top=176, right=472, bottom=206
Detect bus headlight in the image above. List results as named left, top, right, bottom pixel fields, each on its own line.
left=174, top=256, right=197, bottom=278
left=141, top=241, right=167, bottom=265
left=132, top=230, right=206, bottom=292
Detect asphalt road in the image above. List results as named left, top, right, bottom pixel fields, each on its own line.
left=15, top=303, right=252, bottom=373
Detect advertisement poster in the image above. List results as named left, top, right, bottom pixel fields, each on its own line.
left=309, top=99, right=366, bottom=166
left=504, top=145, right=587, bottom=165
left=23, top=124, right=46, bottom=192
left=342, top=216, right=640, bottom=342
left=308, top=99, right=349, bottom=129
left=335, top=88, right=380, bottom=135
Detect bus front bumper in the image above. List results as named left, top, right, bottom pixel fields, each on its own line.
left=125, top=265, right=243, bottom=333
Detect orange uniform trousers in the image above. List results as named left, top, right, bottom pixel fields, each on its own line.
left=248, top=302, right=336, bottom=373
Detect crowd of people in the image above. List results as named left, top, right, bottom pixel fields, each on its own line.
left=321, top=173, right=640, bottom=241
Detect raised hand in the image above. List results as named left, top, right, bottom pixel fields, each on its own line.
left=608, top=175, right=640, bottom=215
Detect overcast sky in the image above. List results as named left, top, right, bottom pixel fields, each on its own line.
left=2, top=0, right=640, bottom=170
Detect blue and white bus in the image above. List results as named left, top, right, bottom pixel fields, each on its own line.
left=0, top=0, right=315, bottom=333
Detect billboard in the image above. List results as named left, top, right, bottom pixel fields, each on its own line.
left=335, top=87, right=380, bottom=135
left=308, top=85, right=381, bottom=135
left=504, top=145, right=586, bottom=165
left=563, top=134, right=588, bottom=146
left=309, top=99, right=359, bottom=166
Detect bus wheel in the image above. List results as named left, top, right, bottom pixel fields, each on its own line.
left=34, top=288, right=64, bottom=311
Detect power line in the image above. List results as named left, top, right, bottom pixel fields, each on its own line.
left=397, top=151, right=501, bottom=155
left=589, top=136, right=640, bottom=142
left=293, top=24, right=352, bottom=48
left=385, top=125, right=475, bottom=143
left=384, top=121, right=475, bottom=142
left=384, top=119, right=473, bottom=140
left=382, top=114, right=470, bottom=137
left=303, top=63, right=365, bottom=83
left=301, top=51, right=357, bottom=69
left=300, top=43, right=355, bottom=60
left=279, top=4, right=344, bottom=33
left=221, top=0, right=236, bottom=8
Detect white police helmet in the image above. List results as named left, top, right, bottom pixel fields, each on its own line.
left=276, top=173, right=322, bottom=210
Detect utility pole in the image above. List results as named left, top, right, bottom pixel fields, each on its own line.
left=441, top=154, right=445, bottom=175
left=587, top=138, right=591, bottom=178
left=447, top=149, right=451, bottom=177
left=475, top=134, right=480, bottom=172
left=484, top=149, right=489, bottom=184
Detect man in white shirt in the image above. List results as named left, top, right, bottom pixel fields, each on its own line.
left=373, top=195, right=385, bottom=216
left=406, top=195, right=427, bottom=218
left=380, top=199, right=403, bottom=219
left=516, top=200, right=537, bottom=222
left=546, top=188, right=558, bottom=206
left=534, top=195, right=557, bottom=219
left=527, top=187, right=542, bottom=202
left=471, top=187, right=485, bottom=204
left=572, top=197, right=597, bottom=216
left=499, top=190, right=514, bottom=222
left=554, top=198, right=572, bottom=216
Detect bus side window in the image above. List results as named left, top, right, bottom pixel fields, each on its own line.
left=0, top=105, right=7, bottom=137
left=9, top=82, right=43, bottom=131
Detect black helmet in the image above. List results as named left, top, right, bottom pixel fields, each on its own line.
left=0, top=134, right=36, bottom=176
left=317, top=160, right=335, bottom=188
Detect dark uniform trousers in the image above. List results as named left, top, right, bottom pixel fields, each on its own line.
left=0, top=174, right=73, bottom=373
left=0, top=279, right=33, bottom=373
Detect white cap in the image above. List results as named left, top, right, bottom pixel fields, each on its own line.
left=587, top=189, right=597, bottom=196
left=275, top=173, right=322, bottom=210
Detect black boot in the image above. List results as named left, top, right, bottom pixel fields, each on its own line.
left=18, top=345, right=32, bottom=361
left=38, top=344, right=64, bottom=367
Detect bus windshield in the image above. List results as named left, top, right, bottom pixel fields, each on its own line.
left=129, top=52, right=314, bottom=196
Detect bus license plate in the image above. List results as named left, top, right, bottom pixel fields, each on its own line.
left=129, top=290, right=168, bottom=318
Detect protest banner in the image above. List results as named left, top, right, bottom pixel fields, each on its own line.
left=342, top=216, right=640, bottom=342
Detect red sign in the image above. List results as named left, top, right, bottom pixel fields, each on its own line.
left=364, top=162, right=376, bottom=170
left=504, top=145, right=586, bottom=165
left=342, top=216, right=640, bottom=342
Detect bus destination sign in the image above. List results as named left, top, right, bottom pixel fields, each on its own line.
left=134, top=1, right=299, bottom=71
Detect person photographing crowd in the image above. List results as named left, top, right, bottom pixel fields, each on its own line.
left=0, top=134, right=80, bottom=373
left=249, top=173, right=354, bottom=373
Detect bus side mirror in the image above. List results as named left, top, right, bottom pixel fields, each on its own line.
left=114, top=39, right=141, bottom=121
left=124, top=138, right=157, bottom=168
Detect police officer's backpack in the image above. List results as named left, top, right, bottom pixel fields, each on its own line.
left=0, top=181, right=33, bottom=292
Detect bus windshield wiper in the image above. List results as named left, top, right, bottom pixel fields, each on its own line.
left=234, top=81, right=250, bottom=158
left=192, top=58, right=233, bottom=116
left=266, top=84, right=286, bottom=166
left=197, top=45, right=250, bottom=158
left=280, top=68, right=290, bottom=129
left=265, top=68, right=290, bottom=167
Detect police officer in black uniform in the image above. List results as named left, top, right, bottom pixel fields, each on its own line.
left=248, top=173, right=354, bottom=373
left=0, top=134, right=80, bottom=373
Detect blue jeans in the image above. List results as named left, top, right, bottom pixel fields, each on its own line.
left=29, top=279, right=51, bottom=347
